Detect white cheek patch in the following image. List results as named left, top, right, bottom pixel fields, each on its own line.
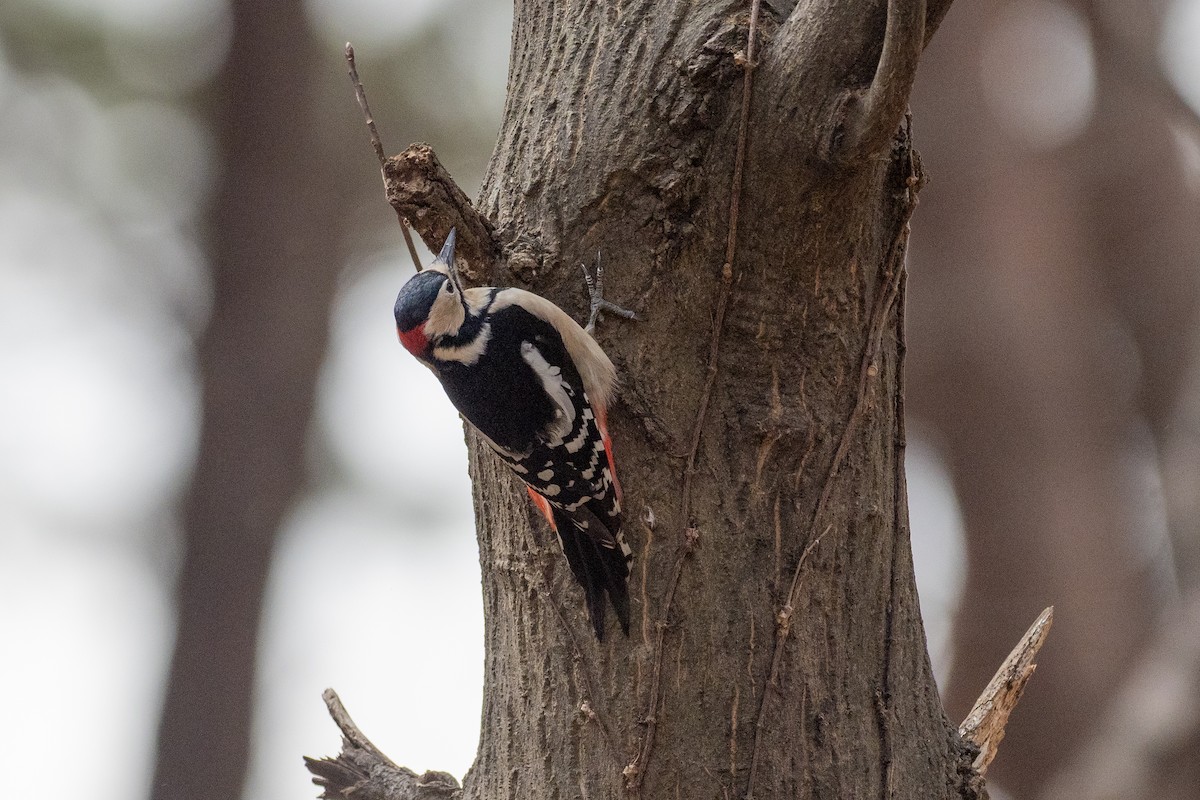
left=424, top=291, right=466, bottom=338
left=521, top=340, right=575, bottom=444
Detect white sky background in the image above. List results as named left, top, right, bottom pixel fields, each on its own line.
left=1, top=2, right=1198, bottom=799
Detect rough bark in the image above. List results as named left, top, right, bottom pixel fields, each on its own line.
left=316, top=1, right=988, bottom=798
left=473, top=0, right=976, bottom=797
left=151, top=1, right=343, bottom=798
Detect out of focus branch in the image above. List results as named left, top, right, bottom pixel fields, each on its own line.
left=304, top=689, right=462, bottom=800
left=1076, top=0, right=1200, bottom=132
left=922, top=0, right=958, bottom=47
left=1042, top=593, right=1200, bottom=800
left=959, top=606, right=1054, bottom=775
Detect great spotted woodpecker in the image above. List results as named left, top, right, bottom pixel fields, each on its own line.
left=394, top=229, right=634, bottom=641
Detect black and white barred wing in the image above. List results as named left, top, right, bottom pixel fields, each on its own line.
left=511, top=334, right=621, bottom=527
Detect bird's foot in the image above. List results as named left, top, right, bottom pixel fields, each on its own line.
left=580, top=251, right=639, bottom=335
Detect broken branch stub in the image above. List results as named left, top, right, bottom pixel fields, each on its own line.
left=383, top=144, right=499, bottom=284
left=304, top=689, right=462, bottom=800
left=959, top=606, right=1054, bottom=775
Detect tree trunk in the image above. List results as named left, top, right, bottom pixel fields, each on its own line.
left=316, top=2, right=988, bottom=798
left=460, top=1, right=976, bottom=798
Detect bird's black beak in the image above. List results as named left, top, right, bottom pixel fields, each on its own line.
left=435, top=227, right=466, bottom=296
left=435, top=228, right=457, bottom=270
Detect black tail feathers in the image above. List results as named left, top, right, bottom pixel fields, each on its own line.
left=551, top=505, right=631, bottom=641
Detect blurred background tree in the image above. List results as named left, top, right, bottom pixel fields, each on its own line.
left=0, top=1, right=1196, bottom=799
left=910, top=2, right=1200, bottom=796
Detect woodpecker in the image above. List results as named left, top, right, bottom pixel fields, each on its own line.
left=394, top=229, right=634, bottom=641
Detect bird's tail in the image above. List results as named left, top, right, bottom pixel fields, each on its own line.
left=549, top=504, right=631, bottom=641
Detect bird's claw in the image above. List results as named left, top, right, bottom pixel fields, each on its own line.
left=581, top=251, right=639, bottom=335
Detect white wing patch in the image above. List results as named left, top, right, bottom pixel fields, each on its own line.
left=491, top=288, right=617, bottom=412
left=520, top=340, right=575, bottom=445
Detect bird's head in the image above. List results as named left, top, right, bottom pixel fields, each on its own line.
left=394, top=229, right=466, bottom=357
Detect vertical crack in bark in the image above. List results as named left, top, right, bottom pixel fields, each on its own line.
left=773, top=492, right=784, bottom=600
left=876, top=266, right=910, bottom=800
left=624, top=1, right=765, bottom=793
left=744, top=124, right=922, bottom=799
left=729, top=682, right=741, bottom=790
left=637, top=509, right=657, bottom=664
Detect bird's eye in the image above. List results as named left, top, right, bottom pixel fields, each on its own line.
left=443, top=281, right=455, bottom=294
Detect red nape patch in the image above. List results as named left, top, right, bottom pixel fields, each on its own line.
left=527, top=487, right=556, bottom=529
left=397, top=324, right=429, bottom=355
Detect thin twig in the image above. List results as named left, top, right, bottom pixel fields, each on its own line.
left=624, top=526, right=699, bottom=792
left=540, top=588, right=621, bottom=767
left=344, top=42, right=422, bottom=271
left=683, top=0, right=764, bottom=500
left=624, top=1, right=764, bottom=793
left=345, top=43, right=385, bottom=166
left=400, top=220, right=423, bottom=271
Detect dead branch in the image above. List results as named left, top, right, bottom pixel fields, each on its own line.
left=958, top=606, right=1054, bottom=775
left=304, top=689, right=462, bottom=800
left=383, top=144, right=499, bottom=284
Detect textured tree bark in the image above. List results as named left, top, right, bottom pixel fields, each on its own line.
left=465, top=1, right=979, bottom=797
left=317, top=1, right=988, bottom=798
